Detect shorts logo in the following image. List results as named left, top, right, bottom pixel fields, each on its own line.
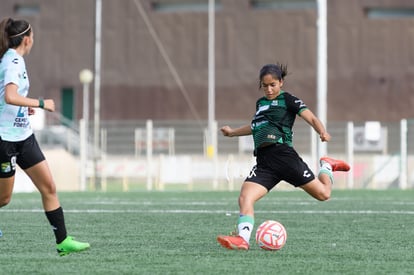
left=1, top=162, right=12, bottom=173
left=248, top=166, right=257, bottom=178
left=303, top=170, right=311, bottom=178
left=1, top=156, right=17, bottom=173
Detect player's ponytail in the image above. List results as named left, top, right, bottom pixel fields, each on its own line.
left=0, top=18, right=13, bottom=58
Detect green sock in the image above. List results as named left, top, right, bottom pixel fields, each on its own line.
left=319, top=167, right=334, bottom=184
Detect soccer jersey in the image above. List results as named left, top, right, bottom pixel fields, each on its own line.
left=0, top=48, right=33, bottom=141
left=251, top=91, right=308, bottom=149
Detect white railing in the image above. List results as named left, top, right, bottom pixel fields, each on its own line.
left=31, top=118, right=414, bottom=191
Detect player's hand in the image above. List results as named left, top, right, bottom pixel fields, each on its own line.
left=220, top=126, right=234, bottom=137
left=320, top=132, right=331, bottom=142
left=43, top=99, right=55, bottom=112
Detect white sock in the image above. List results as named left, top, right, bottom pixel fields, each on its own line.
left=238, top=222, right=253, bottom=244
left=321, top=161, right=332, bottom=171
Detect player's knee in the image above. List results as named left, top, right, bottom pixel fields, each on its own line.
left=316, top=192, right=330, bottom=201
left=238, top=193, right=254, bottom=210
left=238, top=193, right=247, bottom=206
left=40, top=181, right=57, bottom=195
left=0, top=195, right=12, bottom=207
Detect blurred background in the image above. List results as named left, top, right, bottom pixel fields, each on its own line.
left=1, top=0, right=414, bottom=192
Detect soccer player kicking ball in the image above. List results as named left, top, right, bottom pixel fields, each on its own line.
left=0, top=18, right=90, bottom=255
left=217, top=63, right=350, bottom=250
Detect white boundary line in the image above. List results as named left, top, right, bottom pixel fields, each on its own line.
left=2, top=209, right=414, bottom=214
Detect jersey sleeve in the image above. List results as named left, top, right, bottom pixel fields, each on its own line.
left=255, top=97, right=262, bottom=112
left=284, top=92, right=308, bottom=115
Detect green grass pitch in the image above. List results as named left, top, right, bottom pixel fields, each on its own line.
left=1, top=189, right=413, bottom=274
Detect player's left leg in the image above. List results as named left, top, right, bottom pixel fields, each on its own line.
left=25, top=160, right=90, bottom=255
left=217, top=181, right=267, bottom=250
left=24, top=160, right=59, bottom=210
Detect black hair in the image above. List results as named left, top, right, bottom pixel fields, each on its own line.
left=0, top=18, right=32, bottom=58
left=258, top=63, right=288, bottom=88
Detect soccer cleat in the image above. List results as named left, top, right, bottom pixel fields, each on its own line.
left=217, top=235, right=249, bottom=250
left=320, top=157, right=350, bottom=172
left=56, top=236, right=90, bottom=256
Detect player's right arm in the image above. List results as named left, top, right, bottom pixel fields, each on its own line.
left=220, top=124, right=252, bottom=137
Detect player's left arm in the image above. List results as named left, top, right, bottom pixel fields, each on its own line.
left=300, top=109, right=331, bottom=142
left=5, top=83, right=55, bottom=112
left=285, top=92, right=331, bottom=142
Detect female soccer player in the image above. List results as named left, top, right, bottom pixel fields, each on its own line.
left=217, top=63, right=350, bottom=250
left=0, top=18, right=90, bottom=255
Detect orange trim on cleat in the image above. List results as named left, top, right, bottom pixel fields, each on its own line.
left=320, top=157, right=350, bottom=172
left=217, top=235, right=249, bottom=250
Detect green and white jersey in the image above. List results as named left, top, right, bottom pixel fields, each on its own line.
left=0, top=48, right=33, bottom=141
left=251, top=91, right=308, bottom=149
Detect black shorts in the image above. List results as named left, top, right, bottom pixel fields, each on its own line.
left=245, top=143, right=315, bottom=191
left=0, top=134, right=45, bottom=178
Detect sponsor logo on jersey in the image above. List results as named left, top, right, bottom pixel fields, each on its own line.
left=295, top=99, right=306, bottom=108
left=256, top=104, right=269, bottom=115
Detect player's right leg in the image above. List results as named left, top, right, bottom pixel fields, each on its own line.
left=0, top=140, right=18, bottom=238
left=0, top=177, right=14, bottom=208
left=320, top=156, right=350, bottom=172
left=301, top=157, right=350, bottom=201
left=0, top=139, right=16, bottom=208
left=0, top=176, right=15, bottom=238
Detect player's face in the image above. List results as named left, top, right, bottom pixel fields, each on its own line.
left=24, top=31, right=34, bottom=55
left=261, top=74, right=283, bottom=100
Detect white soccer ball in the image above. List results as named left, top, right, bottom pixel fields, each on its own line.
left=255, top=220, right=287, bottom=250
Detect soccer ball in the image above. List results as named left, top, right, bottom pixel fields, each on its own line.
left=255, top=220, right=287, bottom=250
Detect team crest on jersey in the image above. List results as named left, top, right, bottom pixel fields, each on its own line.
left=271, top=100, right=278, bottom=106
